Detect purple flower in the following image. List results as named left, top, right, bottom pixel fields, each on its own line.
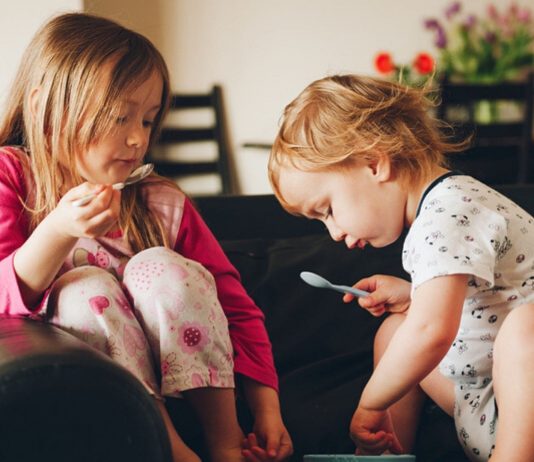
left=445, top=2, right=461, bottom=20
left=425, top=18, right=448, bottom=48
left=485, top=31, right=497, bottom=43
left=463, top=15, right=477, bottom=29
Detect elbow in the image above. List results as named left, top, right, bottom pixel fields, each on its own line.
left=412, top=320, right=457, bottom=357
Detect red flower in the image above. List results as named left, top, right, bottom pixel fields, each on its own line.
left=413, top=52, right=434, bottom=74
left=374, top=52, right=395, bottom=74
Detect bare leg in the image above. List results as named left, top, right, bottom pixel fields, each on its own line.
left=184, top=387, right=245, bottom=462
left=490, top=303, right=534, bottom=462
left=374, top=313, right=426, bottom=452
left=156, top=400, right=201, bottom=462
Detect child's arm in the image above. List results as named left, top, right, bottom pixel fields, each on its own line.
left=241, top=378, right=293, bottom=461
left=13, top=184, right=120, bottom=308
left=351, top=273, right=468, bottom=454
left=174, top=199, right=292, bottom=459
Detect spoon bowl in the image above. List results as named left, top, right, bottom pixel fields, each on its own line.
left=300, top=271, right=369, bottom=298
left=72, top=163, right=154, bottom=207
left=113, top=163, right=154, bottom=190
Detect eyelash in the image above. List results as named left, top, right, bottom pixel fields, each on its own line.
left=116, top=116, right=154, bottom=128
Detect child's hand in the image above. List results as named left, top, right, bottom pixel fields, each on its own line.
left=343, top=275, right=411, bottom=317
left=350, top=405, right=403, bottom=455
left=241, top=410, right=293, bottom=461
left=49, top=182, right=121, bottom=239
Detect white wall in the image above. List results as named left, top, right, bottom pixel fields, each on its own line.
left=162, top=0, right=534, bottom=195
left=0, top=0, right=82, bottom=109
left=6, top=0, right=531, bottom=194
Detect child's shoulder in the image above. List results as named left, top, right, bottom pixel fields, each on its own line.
left=423, top=175, right=524, bottom=216
left=0, top=146, right=29, bottom=187
left=140, top=176, right=186, bottom=207
left=139, top=177, right=188, bottom=232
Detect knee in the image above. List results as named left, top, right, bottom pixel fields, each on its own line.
left=125, top=246, right=208, bottom=285
left=374, top=313, right=406, bottom=362
left=495, top=303, right=534, bottom=361
left=52, top=265, right=118, bottom=292
left=124, top=247, right=219, bottom=314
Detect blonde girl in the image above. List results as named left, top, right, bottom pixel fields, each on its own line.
left=269, top=74, right=534, bottom=462
left=0, top=13, right=292, bottom=462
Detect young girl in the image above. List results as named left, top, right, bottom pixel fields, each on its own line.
left=0, top=13, right=292, bottom=462
left=268, top=74, right=534, bottom=462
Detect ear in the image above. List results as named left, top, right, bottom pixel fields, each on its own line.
left=28, top=87, right=41, bottom=121
left=367, top=152, right=392, bottom=183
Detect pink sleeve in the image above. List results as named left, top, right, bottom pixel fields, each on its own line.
left=0, top=149, right=42, bottom=316
left=174, top=197, right=279, bottom=391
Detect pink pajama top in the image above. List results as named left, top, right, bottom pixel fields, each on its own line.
left=0, top=146, right=278, bottom=391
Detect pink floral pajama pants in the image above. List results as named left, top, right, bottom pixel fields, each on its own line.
left=46, top=247, right=235, bottom=399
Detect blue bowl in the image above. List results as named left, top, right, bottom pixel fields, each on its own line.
left=303, top=456, right=416, bottom=462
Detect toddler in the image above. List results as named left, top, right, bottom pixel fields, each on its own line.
left=268, top=74, right=534, bottom=462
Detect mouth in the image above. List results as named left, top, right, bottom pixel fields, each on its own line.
left=346, top=239, right=365, bottom=250
left=356, top=240, right=367, bottom=250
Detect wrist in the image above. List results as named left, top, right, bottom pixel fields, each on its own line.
left=359, top=387, right=389, bottom=412
left=242, top=378, right=281, bottom=415
left=43, top=209, right=76, bottom=242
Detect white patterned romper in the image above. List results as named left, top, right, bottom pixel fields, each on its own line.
left=402, top=174, right=534, bottom=462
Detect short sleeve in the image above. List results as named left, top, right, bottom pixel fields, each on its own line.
left=403, top=195, right=507, bottom=292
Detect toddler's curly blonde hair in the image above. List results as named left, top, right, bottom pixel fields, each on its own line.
left=269, top=74, right=467, bottom=202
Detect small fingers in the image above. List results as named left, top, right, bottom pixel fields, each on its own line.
left=355, top=432, right=401, bottom=455
left=276, top=436, right=294, bottom=461
left=242, top=448, right=264, bottom=462
left=367, top=306, right=386, bottom=317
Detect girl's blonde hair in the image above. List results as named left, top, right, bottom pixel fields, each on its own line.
left=269, top=74, right=468, bottom=202
left=0, top=13, right=173, bottom=252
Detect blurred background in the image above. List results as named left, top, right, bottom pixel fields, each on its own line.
left=1, top=0, right=532, bottom=194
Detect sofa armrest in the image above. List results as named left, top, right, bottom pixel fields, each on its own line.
left=0, top=317, right=171, bottom=462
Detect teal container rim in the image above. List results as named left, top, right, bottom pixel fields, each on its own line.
left=303, top=456, right=416, bottom=461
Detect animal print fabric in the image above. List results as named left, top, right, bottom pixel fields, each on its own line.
left=403, top=175, right=534, bottom=461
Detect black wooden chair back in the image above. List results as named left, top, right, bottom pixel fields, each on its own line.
left=148, top=85, right=234, bottom=195
left=437, top=73, right=534, bottom=184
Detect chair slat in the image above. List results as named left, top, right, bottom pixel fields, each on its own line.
left=159, top=128, right=216, bottom=143
left=153, top=161, right=220, bottom=176
left=149, top=85, right=234, bottom=195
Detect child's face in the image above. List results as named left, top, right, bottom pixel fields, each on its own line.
left=76, top=69, right=163, bottom=186
left=277, top=162, right=407, bottom=249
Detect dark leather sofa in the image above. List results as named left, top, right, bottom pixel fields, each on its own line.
left=1, top=184, right=533, bottom=462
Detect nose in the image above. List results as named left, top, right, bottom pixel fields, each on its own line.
left=325, top=220, right=345, bottom=242
left=126, top=121, right=149, bottom=149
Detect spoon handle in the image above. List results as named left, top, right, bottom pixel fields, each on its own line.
left=71, top=183, right=124, bottom=207
left=331, top=284, right=369, bottom=298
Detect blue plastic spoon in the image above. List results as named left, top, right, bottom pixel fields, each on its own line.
left=300, top=271, right=369, bottom=298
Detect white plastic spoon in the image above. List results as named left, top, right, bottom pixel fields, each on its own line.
left=300, top=271, right=370, bottom=298
left=72, top=163, right=154, bottom=207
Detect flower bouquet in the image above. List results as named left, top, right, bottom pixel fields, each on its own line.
left=425, top=2, right=534, bottom=123
left=425, top=1, right=534, bottom=83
